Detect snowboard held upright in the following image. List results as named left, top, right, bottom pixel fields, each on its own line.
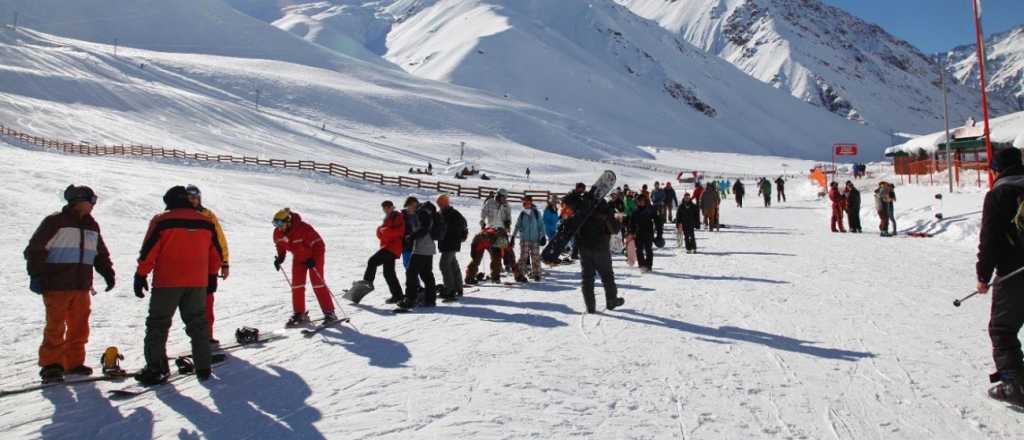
left=542, top=170, right=616, bottom=264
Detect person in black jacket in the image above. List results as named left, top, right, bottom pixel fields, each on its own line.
left=436, top=194, right=468, bottom=301
left=844, top=181, right=862, bottom=233
left=663, top=182, right=678, bottom=222
left=976, top=147, right=1024, bottom=405
left=733, top=180, right=745, bottom=207
left=674, top=193, right=700, bottom=253
left=563, top=191, right=624, bottom=313
left=630, top=196, right=657, bottom=272
left=399, top=197, right=438, bottom=310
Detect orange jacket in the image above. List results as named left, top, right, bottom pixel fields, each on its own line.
left=137, top=208, right=223, bottom=288
left=376, top=211, right=405, bottom=257
left=274, top=213, right=325, bottom=263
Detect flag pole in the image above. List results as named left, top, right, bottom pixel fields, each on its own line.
left=971, top=0, right=994, bottom=189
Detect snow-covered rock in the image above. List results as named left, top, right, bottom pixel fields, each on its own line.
left=942, top=25, right=1024, bottom=112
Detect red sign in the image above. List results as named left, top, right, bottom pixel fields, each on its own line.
left=834, top=143, right=858, bottom=156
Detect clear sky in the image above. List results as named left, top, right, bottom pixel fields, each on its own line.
left=819, top=0, right=1024, bottom=53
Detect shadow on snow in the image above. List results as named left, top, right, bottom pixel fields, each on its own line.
left=41, top=382, right=154, bottom=439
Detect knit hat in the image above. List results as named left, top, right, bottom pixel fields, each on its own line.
left=63, top=185, right=97, bottom=206
left=163, top=186, right=191, bottom=210
left=436, top=194, right=450, bottom=207
left=992, top=147, right=1022, bottom=172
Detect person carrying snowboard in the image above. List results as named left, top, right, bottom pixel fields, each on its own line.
left=675, top=193, right=700, bottom=253
left=758, top=178, right=772, bottom=207
left=185, top=185, right=229, bottom=344
left=828, top=182, right=847, bottom=233
left=272, top=208, right=337, bottom=326
left=775, top=176, right=787, bottom=203
left=561, top=190, right=624, bottom=313
left=975, top=147, right=1024, bottom=405
left=513, top=195, right=545, bottom=282
left=347, top=201, right=405, bottom=304
left=733, top=179, right=745, bottom=207
left=844, top=181, right=862, bottom=233
left=134, top=186, right=222, bottom=384
left=629, top=195, right=657, bottom=272
left=24, top=185, right=115, bottom=383
left=437, top=194, right=468, bottom=300
left=398, top=197, right=439, bottom=310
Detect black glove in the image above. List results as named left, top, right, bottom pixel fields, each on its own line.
left=274, top=254, right=285, bottom=271
left=305, top=258, right=317, bottom=269
left=207, top=274, right=218, bottom=294
left=133, top=274, right=149, bottom=299
left=539, top=236, right=547, bottom=247
left=102, top=271, right=116, bottom=292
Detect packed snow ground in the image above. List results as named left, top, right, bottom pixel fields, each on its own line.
left=1, top=142, right=1020, bottom=439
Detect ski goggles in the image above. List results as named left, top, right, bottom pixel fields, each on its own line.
left=273, top=219, right=288, bottom=227
left=185, top=185, right=201, bottom=197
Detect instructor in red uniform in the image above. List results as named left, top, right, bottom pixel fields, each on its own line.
left=273, top=208, right=336, bottom=326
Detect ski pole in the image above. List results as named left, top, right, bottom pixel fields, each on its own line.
left=955, top=265, right=1024, bottom=307
left=311, top=267, right=352, bottom=322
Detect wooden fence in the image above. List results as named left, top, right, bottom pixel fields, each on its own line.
left=0, top=124, right=567, bottom=203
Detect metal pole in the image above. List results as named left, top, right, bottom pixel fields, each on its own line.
left=971, top=0, right=995, bottom=189
left=940, top=57, right=954, bottom=193
left=12, top=11, right=18, bottom=31
left=114, top=38, right=118, bottom=56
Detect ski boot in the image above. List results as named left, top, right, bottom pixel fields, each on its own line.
left=322, top=311, right=339, bottom=324
left=514, top=274, right=528, bottom=283
left=285, top=311, right=311, bottom=328
left=135, top=367, right=169, bottom=386
left=385, top=296, right=403, bottom=304
left=532, top=275, right=542, bottom=282
left=39, top=364, right=64, bottom=384
left=989, top=380, right=1024, bottom=407
left=66, top=365, right=93, bottom=376
left=607, top=297, right=625, bottom=311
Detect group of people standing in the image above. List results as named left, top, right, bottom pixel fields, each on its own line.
left=825, top=180, right=897, bottom=236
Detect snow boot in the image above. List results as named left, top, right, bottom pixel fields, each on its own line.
left=514, top=274, right=529, bottom=283
left=532, top=275, right=542, bottom=282
left=989, top=379, right=1024, bottom=406
left=607, top=297, right=625, bottom=311
left=135, top=367, right=169, bottom=386
left=39, top=364, right=64, bottom=383
left=196, top=368, right=212, bottom=382
left=66, top=365, right=93, bottom=376
left=286, top=311, right=311, bottom=328
left=385, top=296, right=403, bottom=304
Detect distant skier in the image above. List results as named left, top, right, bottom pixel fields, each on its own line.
left=675, top=193, right=700, bottom=253
left=273, top=208, right=337, bottom=326
left=775, top=177, right=786, bottom=203
left=733, top=180, right=745, bottom=207
left=437, top=194, right=468, bottom=300
left=398, top=197, right=439, bottom=310
left=828, top=182, right=847, bottom=233
left=629, top=195, right=657, bottom=272
left=700, top=181, right=721, bottom=231
left=758, top=178, right=772, bottom=207
left=663, top=182, right=678, bottom=222
left=347, top=201, right=405, bottom=305
left=561, top=190, right=624, bottom=313
left=844, top=181, right=862, bottom=233
left=24, top=185, right=115, bottom=383
left=134, top=186, right=222, bottom=384
left=975, top=147, right=1024, bottom=405
left=185, top=185, right=229, bottom=343
left=513, top=195, right=545, bottom=282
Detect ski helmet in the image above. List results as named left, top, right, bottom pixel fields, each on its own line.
left=185, top=184, right=201, bottom=198
left=63, top=185, right=97, bottom=206
left=273, top=208, right=292, bottom=226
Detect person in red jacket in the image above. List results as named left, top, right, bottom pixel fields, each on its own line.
left=273, top=208, right=336, bottom=326
left=828, top=182, right=847, bottom=233
left=344, top=201, right=406, bottom=304
left=691, top=182, right=704, bottom=226
left=133, top=186, right=223, bottom=385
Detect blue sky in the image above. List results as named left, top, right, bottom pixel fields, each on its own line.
left=820, top=0, right=1024, bottom=53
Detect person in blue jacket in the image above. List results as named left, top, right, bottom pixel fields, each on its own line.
left=514, top=196, right=547, bottom=282
left=543, top=197, right=560, bottom=241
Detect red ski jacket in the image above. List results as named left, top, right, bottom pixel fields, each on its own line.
left=829, top=187, right=847, bottom=209
left=274, top=213, right=325, bottom=264
left=377, top=211, right=406, bottom=257
left=137, top=208, right=222, bottom=288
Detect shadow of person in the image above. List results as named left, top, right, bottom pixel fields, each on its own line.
left=649, top=271, right=789, bottom=285
left=697, top=251, right=797, bottom=257
left=316, top=325, right=411, bottom=368
left=41, top=382, right=154, bottom=440
left=157, top=356, right=325, bottom=439
left=607, top=310, right=873, bottom=362
left=457, top=296, right=577, bottom=315
left=426, top=305, right=569, bottom=328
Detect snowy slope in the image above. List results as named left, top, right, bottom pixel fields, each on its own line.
left=943, top=25, right=1024, bottom=111
left=617, top=0, right=1018, bottom=135
left=3, top=141, right=1020, bottom=438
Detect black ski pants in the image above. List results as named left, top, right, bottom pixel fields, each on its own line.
left=364, top=249, right=403, bottom=299
left=736, top=194, right=743, bottom=207
left=405, top=254, right=436, bottom=306
left=439, top=251, right=463, bottom=296
left=991, top=275, right=1024, bottom=376
left=654, top=205, right=665, bottom=240
left=778, top=189, right=786, bottom=202
left=579, top=241, right=618, bottom=312
left=763, top=195, right=771, bottom=207
left=681, top=225, right=696, bottom=251
left=847, top=206, right=862, bottom=233
left=636, top=236, right=654, bottom=269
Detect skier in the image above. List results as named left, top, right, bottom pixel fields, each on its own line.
left=561, top=189, right=624, bottom=313
left=513, top=195, right=545, bottom=282
left=629, top=195, right=657, bottom=272
left=480, top=189, right=515, bottom=281
left=700, top=182, right=721, bottom=231
left=272, top=208, right=337, bottom=326
left=651, top=182, right=666, bottom=242
left=185, top=185, right=229, bottom=343
left=844, top=181, right=862, bottom=233
left=398, top=197, right=439, bottom=309
left=758, top=178, right=772, bottom=207
left=828, top=182, right=847, bottom=233
left=437, top=194, right=468, bottom=300
left=543, top=197, right=560, bottom=242
left=663, top=182, right=678, bottom=222
left=733, top=179, right=745, bottom=208
left=134, top=186, right=222, bottom=384
left=975, top=147, right=1024, bottom=405
left=775, top=176, right=787, bottom=203
left=24, top=185, right=115, bottom=382
left=675, top=193, right=700, bottom=253
left=348, top=201, right=405, bottom=304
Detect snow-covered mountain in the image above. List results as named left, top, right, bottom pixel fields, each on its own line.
left=616, top=0, right=1017, bottom=136
left=942, top=25, right=1024, bottom=112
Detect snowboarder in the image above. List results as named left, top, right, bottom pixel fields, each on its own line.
left=700, top=182, right=721, bottom=231
left=398, top=197, right=439, bottom=309
left=349, top=201, right=405, bottom=304
left=437, top=194, right=468, bottom=300
left=775, top=177, right=787, bottom=203
left=758, top=178, right=772, bottom=207
left=630, top=196, right=657, bottom=272
left=185, top=185, right=229, bottom=343
left=562, top=190, right=624, bottom=313
left=513, top=196, right=545, bottom=281
left=134, top=186, right=223, bottom=384
left=675, top=193, right=700, bottom=253
left=828, top=182, right=847, bottom=233
left=975, top=147, right=1024, bottom=405
left=733, top=179, right=745, bottom=208
left=663, top=182, right=678, bottom=222
left=272, top=208, right=337, bottom=326
left=24, top=185, right=115, bottom=383
left=844, top=181, right=862, bottom=233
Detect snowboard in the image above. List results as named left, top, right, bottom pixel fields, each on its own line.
left=609, top=234, right=624, bottom=254
left=675, top=227, right=685, bottom=249
left=625, top=235, right=637, bottom=267
left=108, top=354, right=227, bottom=399
left=342, top=281, right=374, bottom=304
left=541, top=170, right=617, bottom=264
